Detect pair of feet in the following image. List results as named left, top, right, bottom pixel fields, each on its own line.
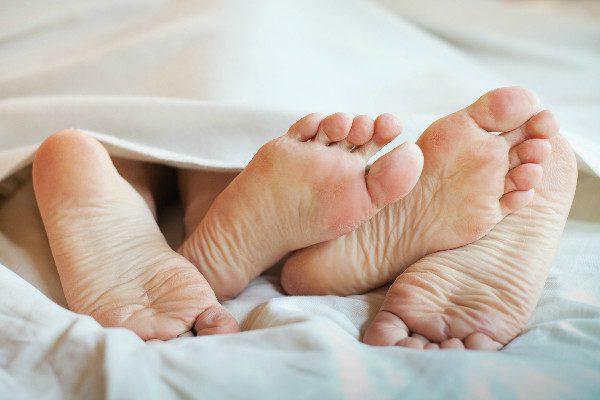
left=32, top=87, right=577, bottom=350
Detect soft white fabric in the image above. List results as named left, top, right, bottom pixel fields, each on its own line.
left=0, top=0, right=599, bottom=398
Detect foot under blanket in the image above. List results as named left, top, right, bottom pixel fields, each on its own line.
left=1, top=0, right=599, bottom=398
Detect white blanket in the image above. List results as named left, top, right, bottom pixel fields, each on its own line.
left=1, top=1, right=599, bottom=398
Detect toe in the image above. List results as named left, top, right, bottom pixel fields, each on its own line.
left=508, top=139, right=552, bottom=169
left=396, top=337, right=425, bottom=350
left=504, top=163, right=543, bottom=193
left=333, top=115, right=374, bottom=151
left=467, top=87, right=540, bottom=132
left=464, top=332, right=503, bottom=351
left=502, top=109, right=560, bottom=147
left=287, top=113, right=323, bottom=141
left=354, top=113, right=402, bottom=160
left=439, top=338, right=465, bottom=350
left=363, top=310, right=410, bottom=346
left=194, top=305, right=240, bottom=336
left=366, top=142, right=423, bottom=209
left=34, top=130, right=233, bottom=341
left=373, top=114, right=403, bottom=144
left=410, top=333, right=431, bottom=346
left=499, top=188, right=535, bottom=215
left=466, top=87, right=539, bottom=133
left=315, top=112, right=352, bottom=145
left=424, top=343, right=440, bottom=350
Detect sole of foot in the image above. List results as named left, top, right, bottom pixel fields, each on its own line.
left=32, top=130, right=239, bottom=340
left=178, top=112, right=424, bottom=300
left=281, top=87, right=557, bottom=296
left=362, top=133, right=576, bottom=350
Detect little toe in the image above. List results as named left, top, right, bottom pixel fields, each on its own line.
left=287, top=113, right=323, bottom=141
left=439, top=338, right=465, bottom=350
left=508, top=139, right=552, bottom=169
left=466, top=86, right=540, bottom=133
left=424, top=343, right=440, bottom=350
left=363, top=310, right=410, bottom=346
left=333, top=115, right=374, bottom=151
left=315, top=112, right=352, bottom=145
left=504, top=163, right=543, bottom=193
left=464, top=332, right=503, bottom=351
left=354, top=113, right=402, bottom=160
left=500, top=188, right=535, bottom=215
left=502, top=109, right=560, bottom=147
left=396, top=337, right=425, bottom=350
left=366, top=141, right=423, bottom=209
left=194, top=305, right=240, bottom=336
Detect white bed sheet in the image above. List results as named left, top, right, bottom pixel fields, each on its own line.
left=0, top=1, right=599, bottom=398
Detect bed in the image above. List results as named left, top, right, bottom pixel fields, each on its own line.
left=1, top=0, right=599, bottom=398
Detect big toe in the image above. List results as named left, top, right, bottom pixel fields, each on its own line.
left=366, top=141, right=424, bottom=209
left=467, top=86, right=540, bottom=133
left=362, top=310, right=410, bottom=346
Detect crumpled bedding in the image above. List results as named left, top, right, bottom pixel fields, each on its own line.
left=0, top=0, right=599, bottom=398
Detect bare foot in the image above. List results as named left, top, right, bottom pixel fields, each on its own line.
left=179, top=113, right=424, bottom=299
left=32, top=130, right=239, bottom=341
left=281, top=87, right=554, bottom=295
left=362, top=134, right=577, bottom=350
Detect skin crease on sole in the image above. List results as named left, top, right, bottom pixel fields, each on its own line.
left=178, top=112, right=424, bottom=300
left=29, top=87, right=575, bottom=348
left=280, top=87, right=556, bottom=297
left=32, top=130, right=240, bottom=341
left=30, top=112, right=424, bottom=338
left=362, top=133, right=577, bottom=350
left=278, top=87, right=576, bottom=350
